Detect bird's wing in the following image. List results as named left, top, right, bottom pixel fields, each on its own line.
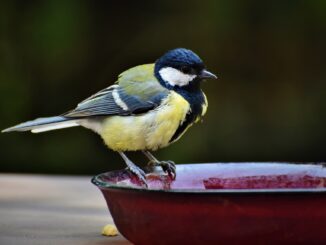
left=63, top=64, right=168, bottom=118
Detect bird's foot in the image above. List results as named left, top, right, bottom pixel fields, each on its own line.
left=149, top=160, right=176, bottom=179
left=126, top=162, right=148, bottom=187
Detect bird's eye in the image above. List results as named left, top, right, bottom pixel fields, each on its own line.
left=181, top=66, right=191, bottom=74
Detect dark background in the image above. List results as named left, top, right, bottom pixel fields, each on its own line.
left=1, top=0, right=325, bottom=175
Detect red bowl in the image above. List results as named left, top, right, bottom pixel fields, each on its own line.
left=92, top=163, right=326, bottom=245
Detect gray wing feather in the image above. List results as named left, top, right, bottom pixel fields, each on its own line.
left=63, top=85, right=168, bottom=118
left=64, top=91, right=122, bottom=117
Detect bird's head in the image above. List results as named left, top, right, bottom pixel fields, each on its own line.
left=154, top=48, right=217, bottom=89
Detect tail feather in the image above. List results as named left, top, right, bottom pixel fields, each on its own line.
left=2, top=116, right=79, bottom=133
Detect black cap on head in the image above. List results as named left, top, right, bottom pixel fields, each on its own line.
left=155, top=48, right=205, bottom=74
left=154, top=48, right=217, bottom=89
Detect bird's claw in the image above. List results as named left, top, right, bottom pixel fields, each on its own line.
left=127, top=165, right=148, bottom=187
left=160, top=160, right=176, bottom=179
left=148, top=160, right=176, bottom=179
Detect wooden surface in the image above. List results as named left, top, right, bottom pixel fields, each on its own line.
left=0, top=174, right=131, bottom=245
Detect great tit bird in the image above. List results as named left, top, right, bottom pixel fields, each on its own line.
left=2, top=48, right=217, bottom=186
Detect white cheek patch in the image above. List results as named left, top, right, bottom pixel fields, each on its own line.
left=159, top=67, right=196, bottom=87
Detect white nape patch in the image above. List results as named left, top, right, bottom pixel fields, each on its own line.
left=159, top=67, right=196, bottom=87
left=112, top=89, right=129, bottom=111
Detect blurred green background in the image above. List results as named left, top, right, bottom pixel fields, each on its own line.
left=1, top=0, right=326, bottom=175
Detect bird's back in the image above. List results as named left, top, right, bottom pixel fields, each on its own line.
left=117, top=64, right=167, bottom=98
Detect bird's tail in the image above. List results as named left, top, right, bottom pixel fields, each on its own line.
left=2, top=116, right=79, bottom=133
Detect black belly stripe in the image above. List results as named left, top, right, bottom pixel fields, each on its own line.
left=169, top=87, right=205, bottom=143
left=169, top=111, right=195, bottom=142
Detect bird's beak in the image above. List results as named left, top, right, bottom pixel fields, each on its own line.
left=199, top=69, right=218, bottom=80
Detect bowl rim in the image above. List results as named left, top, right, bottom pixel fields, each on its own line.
left=92, top=163, right=326, bottom=194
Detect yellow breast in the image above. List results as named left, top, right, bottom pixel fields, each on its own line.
left=100, top=91, right=190, bottom=151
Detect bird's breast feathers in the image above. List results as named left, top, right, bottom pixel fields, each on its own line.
left=99, top=91, right=196, bottom=151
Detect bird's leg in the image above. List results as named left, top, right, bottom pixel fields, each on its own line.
left=142, top=151, right=176, bottom=179
left=118, top=152, right=148, bottom=187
